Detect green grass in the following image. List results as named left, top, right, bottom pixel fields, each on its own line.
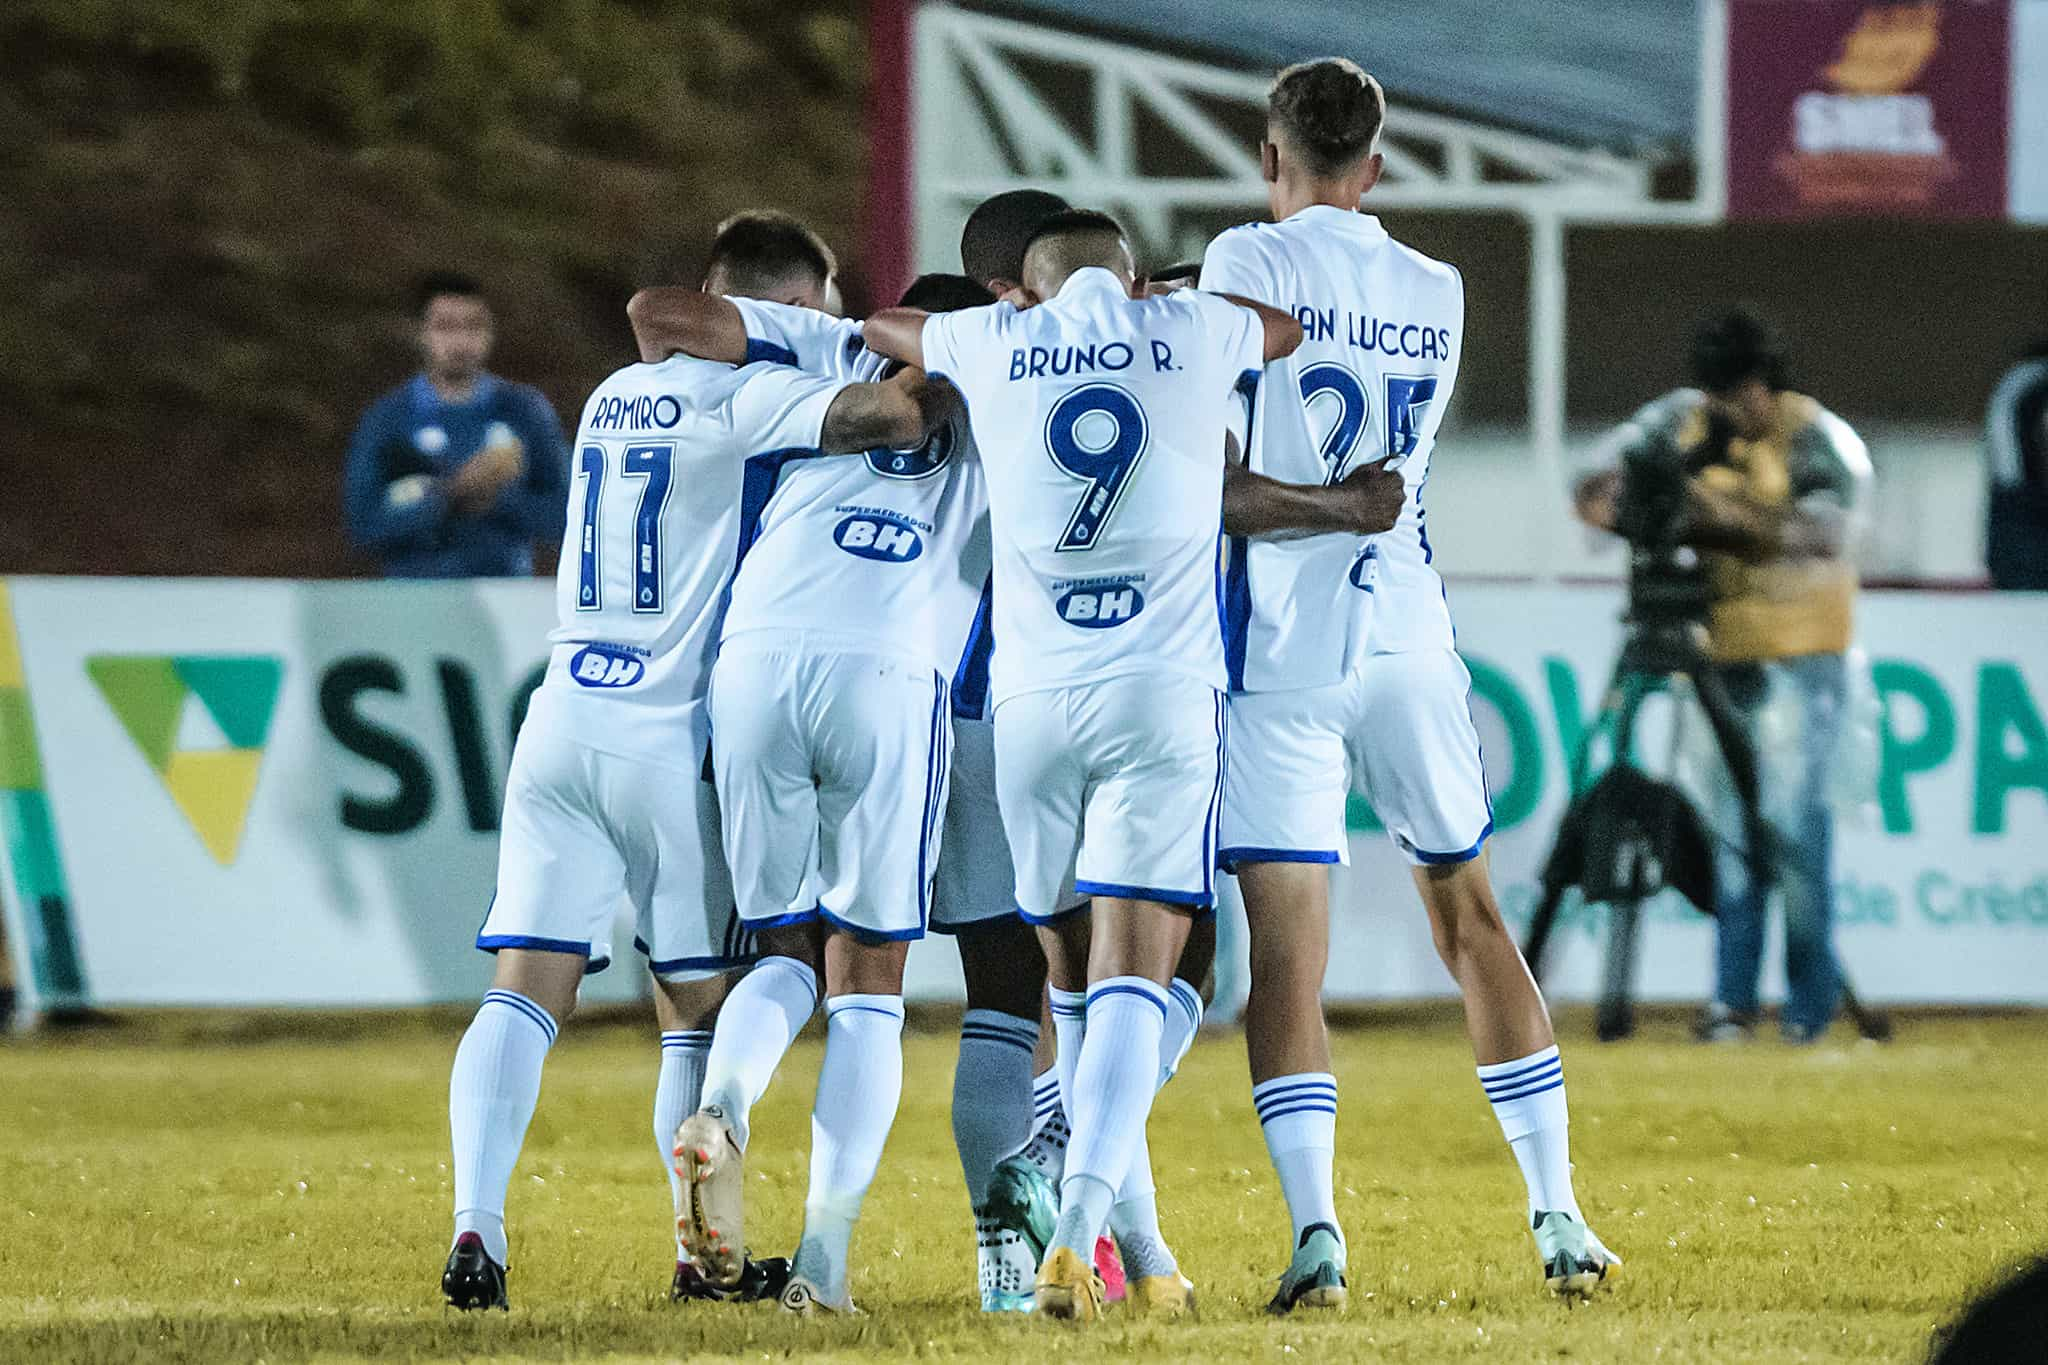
left=1, top=1008, right=2043, bottom=1363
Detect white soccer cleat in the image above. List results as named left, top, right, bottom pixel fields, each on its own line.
left=976, top=1208, right=1040, bottom=1312
left=673, top=1105, right=747, bottom=1290
left=1532, top=1210, right=1620, bottom=1297
left=780, top=1274, right=859, bottom=1316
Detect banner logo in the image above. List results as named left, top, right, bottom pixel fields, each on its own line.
left=88, top=654, right=282, bottom=865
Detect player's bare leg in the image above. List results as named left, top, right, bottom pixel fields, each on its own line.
left=1414, top=855, right=1618, bottom=1294
left=677, top=923, right=822, bottom=1290
left=1236, top=860, right=1348, bottom=1312
left=779, top=930, right=913, bottom=1315
left=443, top=947, right=586, bottom=1310
left=1035, top=898, right=1191, bottom=1322
left=955, top=916, right=1050, bottom=1311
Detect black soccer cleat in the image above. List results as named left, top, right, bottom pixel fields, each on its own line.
left=671, top=1253, right=791, bottom=1303
left=443, top=1231, right=510, bottom=1311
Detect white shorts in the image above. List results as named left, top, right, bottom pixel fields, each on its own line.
left=994, top=673, right=1225, bottom=922
left=1220, top=649, right=1492, bottom=869
left=478, top=689, right=748, bottom=982
left=710, top=641, right=951, bottom=942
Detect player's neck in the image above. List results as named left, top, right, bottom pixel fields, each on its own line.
left=428, top=370, right=483, bottom=404
left=1271, top=177, right=1361, bottom=222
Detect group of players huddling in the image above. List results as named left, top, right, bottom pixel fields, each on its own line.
left=441, top=57, right=1619, bottom=1322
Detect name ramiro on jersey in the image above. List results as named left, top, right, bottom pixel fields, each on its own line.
left=587, top=393, right=685, bottom=431
left=1293, top=307, right=1453, bottom=362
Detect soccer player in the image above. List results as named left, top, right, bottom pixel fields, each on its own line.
left=863, top=209, right=1304, bottom=1320
left=1201, top=58, right=1618, bottom=1306
left=343, top=271, right=569, bottom=578
left=439, top=242, right=946, bottom=1312
left=629, top=250, right=993, bottom=1312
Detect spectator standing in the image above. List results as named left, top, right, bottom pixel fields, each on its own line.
left=344, top=272, right=569, bottom=577
left=1986, top=340, right=2048, bottom=590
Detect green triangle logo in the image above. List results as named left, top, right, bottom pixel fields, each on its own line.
left=87, top=654, right=283, bottom=864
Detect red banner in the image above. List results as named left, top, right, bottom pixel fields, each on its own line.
left=1727, top=0, right=2009, bottom=220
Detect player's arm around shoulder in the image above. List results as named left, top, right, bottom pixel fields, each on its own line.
left=819, top=367, right=958, bottom=454
left=625, top=287, right=749, bottom=365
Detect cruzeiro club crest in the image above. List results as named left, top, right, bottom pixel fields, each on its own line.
left=87, top=654, right=283, bottom=865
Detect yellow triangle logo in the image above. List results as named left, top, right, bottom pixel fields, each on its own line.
left=161, top=749, right=265, bottom=865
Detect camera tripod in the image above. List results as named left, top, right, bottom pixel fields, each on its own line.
left=1519, top=618, right=1891, bottom=1042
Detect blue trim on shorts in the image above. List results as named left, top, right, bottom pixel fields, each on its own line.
left=915, top=671, right=949, bottom=931
left=1203, top=689, right=1226, bottom=899
left=739, top=906, right=822, bottom=933
left=1217, top=846, right=1342, bottom=872
left=476, top=933, right=606, bottom=976
left=1072, top=879, right=1215, bottom=910
left=1014, top=898, right=1092, bottom=926
left=818, top=903, right=926, bottom=944
left=630, top=935, right=756, bottom=977
left=1411, top=818, right=1494, bottom=865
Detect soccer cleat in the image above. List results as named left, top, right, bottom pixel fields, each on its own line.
left=1694, top=1003, right=1757, bottom=1044
left=780, top=1274, right=858, bottom=1316
left=976, top=1208, right=1040, bottom=1312
left=1034, top=1245, right=1105, bottom=1322
left=1266, top=1223, right=1348, bottom=1314
left=983, top=1156, right=1058, bottom=1262
left=1094, top=1235, right=1127, bottom=1303
left=1124, top=1270, right=1196, bottom=1319
left=671, top=1254, right=790, bottom=1303
left=441, top=1232, right=509, bottom=1311
left=673, top=1105, right=748, bottom=1290
left=1533, top=1210, right=1621, bottom=1297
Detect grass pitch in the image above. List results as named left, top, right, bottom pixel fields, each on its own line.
left=1, top=1007, right=2043, bottom=1363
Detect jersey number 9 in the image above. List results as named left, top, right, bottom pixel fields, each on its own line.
left=1045, top=383, right=1149, bottom=553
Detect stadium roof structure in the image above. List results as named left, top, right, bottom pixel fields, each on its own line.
left=992, top=0, right=1703, bottom=154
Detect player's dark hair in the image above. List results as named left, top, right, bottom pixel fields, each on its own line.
left=1689, top=307, right=1789, bottom=393
left=960, top=189, right=1071, bottom=288
left=413, top=270, right=484, bottom=316
left=704, top=210, right=837, bottom=295
left=1269, top=58, right=1385, bottom=177
left=899, top=273, right=993, bottom=314
left=1149, top=261, right=1204, bottom=288
left=1021, top=208, right=1128, bottom=259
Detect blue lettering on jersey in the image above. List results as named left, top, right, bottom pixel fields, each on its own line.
left=589, top=394, right=683, bottom=431
left=835, top=510, right=926, bottom=562
left=1294, top=306, right=1453, bottom=362
left=1054, top=575, right=1147, bottom=627
left=1007, top=342, right=1134, bottom=381
left=569, top=643, right=648, bottom=687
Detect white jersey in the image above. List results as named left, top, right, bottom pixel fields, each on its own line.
left=718, top=299, right=991, bottom=680
left=1201, top=205, right=1464, bottom=687
left=538, top=355, right=848, bottom=751
left=921, top=267, right=1264, bottom=703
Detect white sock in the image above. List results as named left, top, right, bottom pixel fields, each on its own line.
left=1110, top=1128, right=1176, bottom=1279
left=1011, top=1069, right=1069, bottom=1179
left=450, top=989, right=557, bottom=1266
left=655, top=1029, right=713, bottom=1256
left=796, top=993, right=906, bottom=1303
left=1254, top=1072, right=1341, bottom=1250
left=1477, top=1045, right=1581, bottom=1222
left=1047, top=985, right=1087, bottom=1122
left=953, top=1009, right=1039, bottom=1208
left=1051, top=977, right=1166, bottom=1257
left=1159, top=977, right=1204, bottom=1085
left=699, top=955, right=818, bottom=1151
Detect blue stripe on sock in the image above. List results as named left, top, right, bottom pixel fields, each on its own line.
left=1085, top=982, right=1169, bottom=1020
left=828, top=1004, right=906, bottom=1023
left=1255, top=1096, right=1339, bottom=1121
left=1482, top=1062, right=1563, bottom=1096
left=483, top=990, right=556, bottom=1045
left=1486, top=1076, right=1566, bottom=1104
left=1476, top=1049, right=1561, bottom=1086
left=961, top=1030, right=1036, bottom=1052
left=1252, top=1079, right=1339, bottom=1104
left=1255, top=1100, right=1339, bottom=1123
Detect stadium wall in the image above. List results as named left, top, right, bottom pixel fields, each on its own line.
left=0, top=578, right=2043, bottom=1012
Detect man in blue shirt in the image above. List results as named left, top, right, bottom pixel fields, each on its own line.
left=344, top=272, right=569, bottom=577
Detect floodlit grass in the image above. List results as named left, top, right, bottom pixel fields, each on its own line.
left=1, top=1007, right=2042, bottom=1363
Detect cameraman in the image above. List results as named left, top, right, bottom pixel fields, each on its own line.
left=1575, top=309, right=1871, bottom=1044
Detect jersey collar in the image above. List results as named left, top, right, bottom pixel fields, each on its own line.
left=1284, top=204, right=1387, bottom=243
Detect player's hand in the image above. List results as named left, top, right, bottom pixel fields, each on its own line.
left=448, top=437, right=524, bottom=513
left=998, top=285, right=1038, bottom=310
left=1572, top=468, right=1622, bottom=532
left=1331, top=456, right=1406, bottom=534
